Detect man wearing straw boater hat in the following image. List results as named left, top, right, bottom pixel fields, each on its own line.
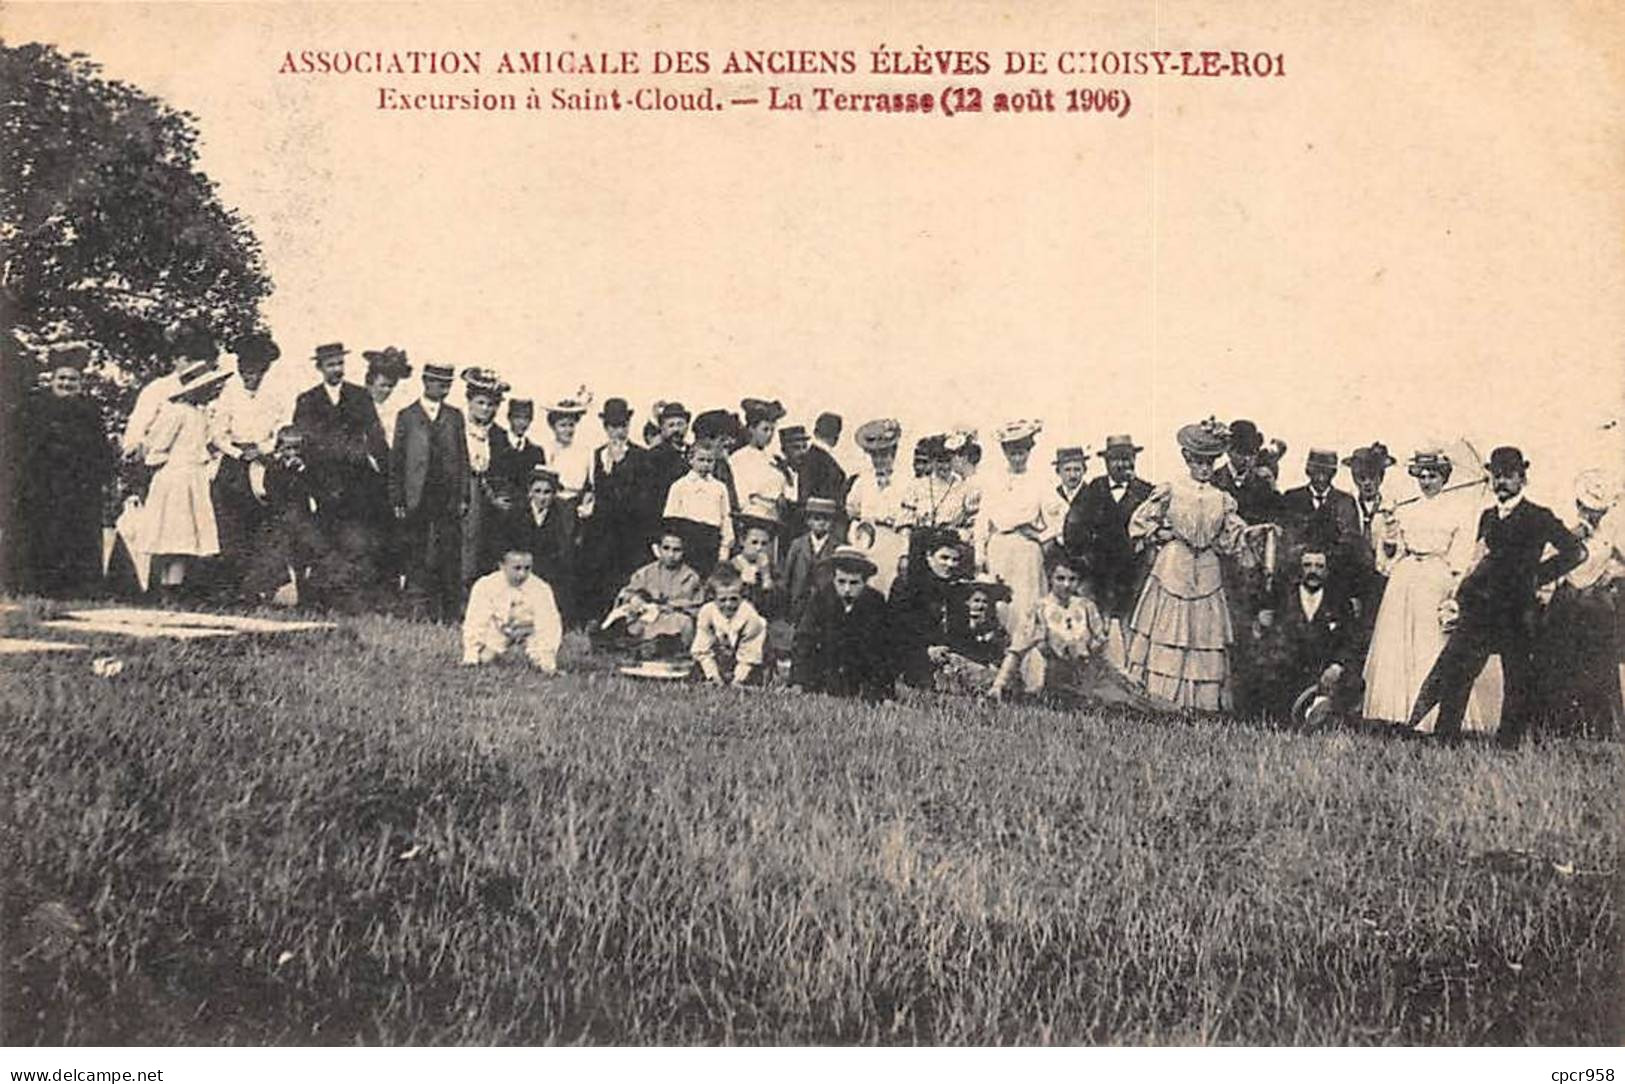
left=1404, top=445, right=1586, bottom=746
left=1064, top=434, right=1153, bottom=624
left=390, top=362, right=468, bottom=622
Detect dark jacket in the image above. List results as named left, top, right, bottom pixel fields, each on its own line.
left=1456, top=499, right=1586, bottom=636
left=782, top=529, right=839, bottom=621
left=291, top=382, right=388, bottom=514
left=1258, top=578, right=1362, bottom=717
left=507, top=501, right=579, bottom=610
left=1212, top=463, right=1280, bottom=524
left=790, top=585, right=894, bottom=702
left=1063, top=475, right=1153, bottom=618
left=390, top=400, right=468, bottom=516
left=887, top=570, right=957, bottom=687
left=797, top=444, right=848, bottom=503
left=502, top=434, right=547, bottom=491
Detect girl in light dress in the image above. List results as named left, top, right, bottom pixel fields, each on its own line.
left=142, top=362, right=231, bottom=594
left=1121, top=418, right=1253, bottom=711
left=1362, top=447, right=1499, bottom=732
left=987, top=550, right=1109, bottom=704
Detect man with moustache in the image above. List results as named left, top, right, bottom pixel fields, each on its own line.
left=1405, top=446, right=1587, bottom=746
left=1064, top=434, right=1153, bottom=624
left=391, top=363, right=469, bottom=622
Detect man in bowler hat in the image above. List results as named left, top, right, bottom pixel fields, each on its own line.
left=1405, top=446, right=1586, bottom=745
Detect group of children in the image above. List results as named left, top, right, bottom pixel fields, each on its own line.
left=467, top=508, right=1126, bottom=709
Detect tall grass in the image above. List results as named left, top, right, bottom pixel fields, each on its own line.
left=1, top=610, right=1618, bottom=1044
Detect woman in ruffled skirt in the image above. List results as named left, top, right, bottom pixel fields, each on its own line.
left=1122, top=419, right=1249, bottom=711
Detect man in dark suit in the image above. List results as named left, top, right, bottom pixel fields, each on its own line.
left=501, top=398, right=546, bottom=490
left=291, top=342, right=390, bottom=610
left=645, top=401, right=692, bottom=506
left=1406, top=446, right=1587, bottom=745
left=390, top=363, right=468, bottom=622
left=798, top=412, right=849, bottom=508
left=1256, top=540, right=1365, bottom=722
left=1212, top=419, right=1282, bottom=525
left=507, top=466, right=578, bottom=625
left=1279, top=447, right=1362, bottom=602
left=790, top=546, right=895, bottom=703
left=1342, top=442, right=1396, bottom=635
left=1064, top=434, right=1153, bottom=622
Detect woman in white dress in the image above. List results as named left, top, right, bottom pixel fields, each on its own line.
left=978, top=420, right=1051, bottom=630
left=1361, top=447, right=1497, bottom=730
left=1123, top=419, right=1251, bottom=711
left=844, top=418, right=909, bottom=597
left=142, top=362, right=231, bottom=592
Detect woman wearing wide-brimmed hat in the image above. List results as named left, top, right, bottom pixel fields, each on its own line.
left=977, top=419, right=1053, bottom=631
left=1361, top=444, right=1497, bottom=731
left=1120, top=418, right=1251, bottom=710
left=142, top=359, right=233, bottom=597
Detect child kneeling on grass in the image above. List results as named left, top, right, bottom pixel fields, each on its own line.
left=601, top=523, right=704, bottom=659
left=691, top=563, right=768, bottom=687
left=462, top=544, right=563, bottom=672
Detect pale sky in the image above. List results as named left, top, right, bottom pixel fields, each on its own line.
left=6, top=0, right=1622, bottom=504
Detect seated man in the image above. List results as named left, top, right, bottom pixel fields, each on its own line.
left=601, top=522, right=705, bottom=657
left=691, top=563, right=769, bottom=687
left=789, top=545, right=895, bottom=703
left=1255, top=540, right=1364, bottom=725
left=461, top=543, right=563, bottom=671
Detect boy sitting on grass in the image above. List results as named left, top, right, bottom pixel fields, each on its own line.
left=462, top=543, right=563, bottom=672
left=690, top=563, right=769, bottom=687
left=601, top=523, right=704, bottom=658
left=789, top=546, right=895, bottom=703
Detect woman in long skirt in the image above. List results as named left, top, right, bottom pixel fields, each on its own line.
left=978, top=420, right=1052, bottom=631
left=143, top=363, right=231, bottom=596
left=1361, top=447, right=1498, bottom=731
left=19, top=349, right=113, bottom=598
left=1122, top=419, right=1249, bottom=711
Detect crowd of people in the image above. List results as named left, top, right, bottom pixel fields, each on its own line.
left=9, top=327, right=1623, bottom=746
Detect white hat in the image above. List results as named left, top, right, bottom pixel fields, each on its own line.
left=993, top=419, right=1043, bottom=445
left=1574, top=469, right=1619, bottom=513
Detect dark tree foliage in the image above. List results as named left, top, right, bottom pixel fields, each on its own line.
left=1, top=42, right=273, bottom=557
left=0, top=41, right=272, bottom=401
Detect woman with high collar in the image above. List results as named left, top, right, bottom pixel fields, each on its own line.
left=842, top=417, right=908, bottom=597
left=18, top=345, right=113, bottom=598
left=458, top=366, right=513, bottom=595
left=141, top=358, right=233, bottom=600
left=977, top=419, right=1052, bottom=631
left=541, top=387, right=594, bottom=508
left=1121, top=418, right=1251, bottom=711
left=580, top=396, right=652, bottom=623
left=1361, top=446, right=1497, bottom=732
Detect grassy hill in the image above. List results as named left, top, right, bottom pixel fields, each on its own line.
left=1, top=603, right=1618, bottom=1044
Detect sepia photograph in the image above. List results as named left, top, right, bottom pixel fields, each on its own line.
left=0, top=0, right=1620, bottom=1064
